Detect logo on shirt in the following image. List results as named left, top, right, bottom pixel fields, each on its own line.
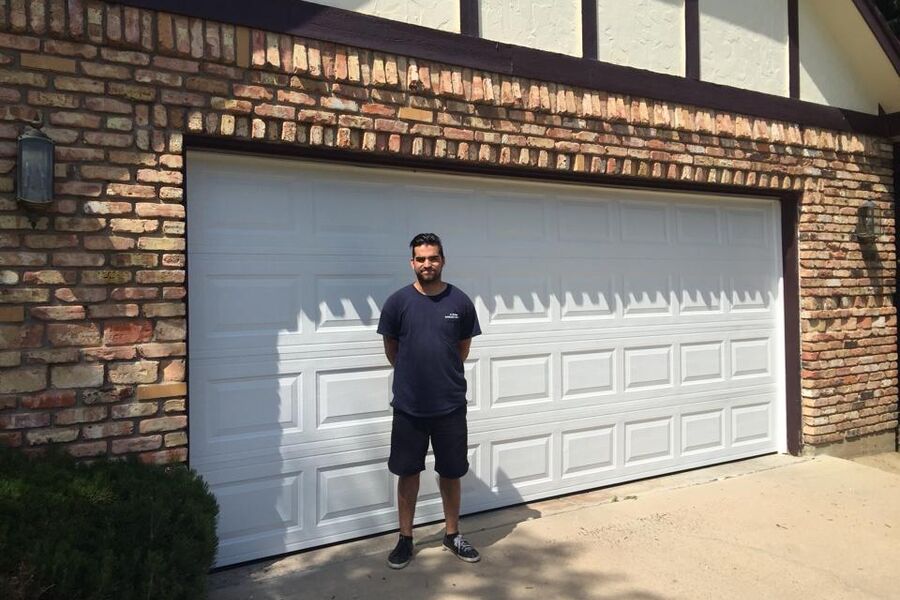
left=444, top=313, right=460, bottom=320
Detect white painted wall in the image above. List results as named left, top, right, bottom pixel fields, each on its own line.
left=480, top=0, right=581, bottom=57
left=799, top=0, right=895, bottom=114
left=305, top=0, right=459, bottom=33
left=699, top=0, right=788, bottom=97
left=597, top=0, right=684, bottom=76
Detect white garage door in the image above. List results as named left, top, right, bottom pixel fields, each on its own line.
left=187, top=151, right=785, bottom=566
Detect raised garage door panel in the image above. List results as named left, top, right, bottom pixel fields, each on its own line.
left=187, top=152, right=784, bottom=566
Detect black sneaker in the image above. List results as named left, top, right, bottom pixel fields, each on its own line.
left=443, top=533, right=480, bottom=563
left=387, top=534, right=414, bottom=569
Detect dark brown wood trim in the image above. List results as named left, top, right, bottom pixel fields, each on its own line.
left=184, top=133, right=805, bottom=455
left=780, top=192, right=802, bottom=455
left=459, top=0, right=479, bottom=38
left=788, top=0, right=800, bottom=100
left=118, top=0, right=892, bottom=137
left=581, top=0, right=598, bottom=60
left=852, top=0, right=900, bottom=76
left=887, top=112, right=900, bottom=138
left=684, top=0, right=700, bottom=80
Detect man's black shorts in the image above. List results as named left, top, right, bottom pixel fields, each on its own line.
left=388, top=406, right=468, bottom=479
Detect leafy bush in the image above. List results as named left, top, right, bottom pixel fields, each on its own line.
left=0, top=448, right=218, bottom=600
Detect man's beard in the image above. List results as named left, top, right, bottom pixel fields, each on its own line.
left=416, top=269, right=440, bottom=284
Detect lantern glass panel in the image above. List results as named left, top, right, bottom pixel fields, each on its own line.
left=17, top=136, right=54, bottom=203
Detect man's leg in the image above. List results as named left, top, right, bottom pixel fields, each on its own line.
left=387, top=410, right=428, bottom=569
left=397, top=473, right=420, bottom=536
left=439, top=476, right=461, bottom=534
left=432, top=407, right=480, bottom=562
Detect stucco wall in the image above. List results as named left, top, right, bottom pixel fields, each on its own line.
left=597, top=0, right=684, bottom=76
left=305, top=0, right=459, bottom=33
left=699, top=0, right=788, bottom=97
left=480, top=0, right=581, bottom=57
left=798, top=0, right=883, bottom=114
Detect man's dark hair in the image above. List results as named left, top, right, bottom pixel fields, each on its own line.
left=409, top=233, right=444, bottom=258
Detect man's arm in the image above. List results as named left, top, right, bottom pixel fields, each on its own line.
left=383, top=336, right=399, bottom=367
left=458, top=338, right=472, bottom=362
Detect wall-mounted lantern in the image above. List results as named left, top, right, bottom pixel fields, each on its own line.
left=854, top=199, right=878, bottom=242
left=16, top=124, right=54, bottom=206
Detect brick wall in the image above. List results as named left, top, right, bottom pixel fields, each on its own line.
left=0, top=0, right=896, bottom=462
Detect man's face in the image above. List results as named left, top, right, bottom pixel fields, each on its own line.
left=410, top=244, right=444, bottom=284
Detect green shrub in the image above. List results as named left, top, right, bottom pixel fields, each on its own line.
left=0, top=448, right=218, bottom=600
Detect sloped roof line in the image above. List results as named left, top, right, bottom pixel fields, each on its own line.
left=852, top=0, right=900, bottom=75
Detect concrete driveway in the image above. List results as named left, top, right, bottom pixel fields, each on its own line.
left=208, top=453, right=900, bottom=600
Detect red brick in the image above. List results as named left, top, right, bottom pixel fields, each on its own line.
left=160, top=359, right=185, bottom=382
left=103, top=320, right=153, bottom=346
left=22, top=348, right=80, bottom=364
left=110, top=219, right=158, bottom=234
left=67, top=441, right=108, bottom=457
left=138, top=415, right=186, bottom=434
left=134, top=203, right=184, bottom=218
left=51, top=363, right=104, bottom=388
left=27, top=90, right=79, bottom=108
left=160, top=89, right=205, bottom=106
left=136, top=270, right=184, bottom=284
left=88, top=304, right=139, bottom=318
left=20, top=390, right=76, bottom=409
left=83, top=201, right=133, bottom=215
left=162, top=287, right=186, bottom=301
left=297, top=109, right=337, bottom=125
left=107, top=184, right=156, bottom=198
left=47, top=323, right=101, bottom=347
left=0, top=288, right=50, bottom=304
left=108, top=360, right=157, bottom=384
left=139, top=447, right=186, bottom=464
left=55, top=288, right=107, bottom=303
left=112, top=435, right=161, bottom=454
left=234, top=83, right=272, bottom=100
left=135, top=170, right=183, bottom=184
left=112, top=402, right=159, bottom=419
left=0, top=324, right=44, bottom=350
left=84, top=97, right=133, bottom=114
left=152, top=55, right=200, bottom=73
left=110, top=253, right=157, bottom=268
left=109, top=151, right=157, bottom=166
left=26, top=428, right=79, bottom=445
left=50, top=112, right=102, bottom=129
left=20, top=53, right=76, bottom=73
left=24, top=234, right=78, bottom=249
left=44, top=39, right=97, bottom=58
left=30, top=306, right=86, bottom=321
left=52, top=252, right=105, bottom=267
left=137, top=342, right=185, bottom=359
left=84, top=421, right=135, bottom=440
left=0, top=412, right=51, bottom=429
left=56, top=181, right=103, bottom=197
left=0, top=33, right=40, bottom=51
left=0, top=251, right=46, bottom=266
left=111, top=287, right=158, bottom=301
left=84, top=236, right=136, bottom=251
left=361, top=103, right=396, bottom=117
left=135, top=68, right=182, bottom=86
left=82, top=346, right=137, bottom=361
left=55, top=148, right=105, bottom=163
left=83, top=132, right=133, bottom=147
left=107, top=82, right=156, bottom=102
left=55, top=406, right=107, bottom=425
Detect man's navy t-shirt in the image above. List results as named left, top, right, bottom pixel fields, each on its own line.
left=377, top=284, right=481, bottom=417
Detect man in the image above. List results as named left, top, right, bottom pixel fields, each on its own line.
left=377, top=232, right=482, bottom=569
